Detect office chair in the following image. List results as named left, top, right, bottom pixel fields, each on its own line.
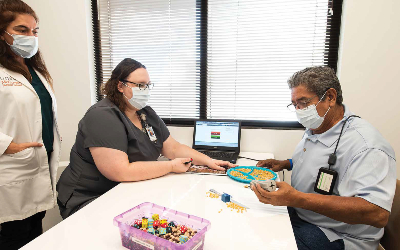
left=379, top=179, right=400, bottom=250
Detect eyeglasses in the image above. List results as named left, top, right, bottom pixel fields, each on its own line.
left=121, top=80, right=154, bottom=90
left=287, top=95, right=318, bottom=112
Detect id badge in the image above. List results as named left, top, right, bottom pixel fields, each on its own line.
left=145, top=126, right=157, bottom=142
left=314, top=167, right=338, bottom=195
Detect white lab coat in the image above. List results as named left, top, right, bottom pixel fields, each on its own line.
left=0, top=64, right=61, bottom=224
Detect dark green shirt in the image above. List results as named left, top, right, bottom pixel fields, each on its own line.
left=28, top=65, right=54, bottom=154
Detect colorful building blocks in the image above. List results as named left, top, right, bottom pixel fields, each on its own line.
left=152, top=214, right=159, bottom=221
left=142, top=217, right=148, bottom=229
left=160, top=219, right=167, bottom=228
left=179, top=235, right=189, bottom=244
left=134, top=219, right=142, bottom=227
left=148, top=219, right=154, bottom=228
left=180, top=225, right=188, bottom=234
left=221, top=193, right=231, bottom=202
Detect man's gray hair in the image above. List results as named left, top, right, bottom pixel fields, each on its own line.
left=287, top=66, right=343, bottom=105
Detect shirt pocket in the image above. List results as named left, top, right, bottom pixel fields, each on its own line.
left=6, top=147, right=34, bottom=158
left=0, top=147, right=38, bottom=186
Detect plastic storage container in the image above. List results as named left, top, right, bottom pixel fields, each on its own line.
left=114, top=202, right=211, bottom=250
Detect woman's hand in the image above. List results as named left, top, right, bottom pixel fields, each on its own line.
left=206, top=159, right=237, bottom=171
left=256, top=159, right=289, bottom=172
left=170, top=158, right=192, bottom=173
left=4, top=141, right=43, bottom=154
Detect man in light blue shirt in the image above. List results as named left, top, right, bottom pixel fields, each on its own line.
left=253, top=66, right=396, bottom=250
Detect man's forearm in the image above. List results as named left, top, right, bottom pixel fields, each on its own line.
left=282, top=159, right=291, bottom=170
left=293, top=192, right=389, bottom=228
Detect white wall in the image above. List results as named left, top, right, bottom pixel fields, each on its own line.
left=25, top=0, right=399, bottom=174
left=338, top=0, right=400, bottom=177
left=24, top=0, right=95, bottom=162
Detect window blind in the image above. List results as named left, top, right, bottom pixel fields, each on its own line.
left=93, top=0, right=342, bottom=127
left=97, top=0, right=200, bottom=119
left=207, top=0, right=335, bottom=121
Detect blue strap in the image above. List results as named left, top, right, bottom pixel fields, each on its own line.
left=288, top=159, right=293, bottom=171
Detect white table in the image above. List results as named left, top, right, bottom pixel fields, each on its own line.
left=22, top=152, right=297, bottom=249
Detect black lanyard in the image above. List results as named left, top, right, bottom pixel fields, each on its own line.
left=137, top=111, right=157, bottom=143
left=327, top=115, right=360, bottom=169
left=314, top=115, right=360, bottom=195
left=136, top=111, right=148, bottom=134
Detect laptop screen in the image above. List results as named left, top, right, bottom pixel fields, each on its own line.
left=194, top=121, right=240, bottom=148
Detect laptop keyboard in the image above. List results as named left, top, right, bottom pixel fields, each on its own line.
left=202, top=151, right=235, bottom=159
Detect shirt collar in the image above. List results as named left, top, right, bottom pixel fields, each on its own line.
left=305, top=105, right=355, bottom=147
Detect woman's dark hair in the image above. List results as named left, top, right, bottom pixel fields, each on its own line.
left=287, top=66, right=343, bottom=105
left=0, top=0, right=52, bottom=86
left=103, top=58, right=146, bottom=111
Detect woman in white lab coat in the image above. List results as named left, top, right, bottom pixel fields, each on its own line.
left=0, top=1, right=61, bottom=249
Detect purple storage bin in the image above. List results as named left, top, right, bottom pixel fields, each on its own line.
left=114, top=202, right=211, bottom=250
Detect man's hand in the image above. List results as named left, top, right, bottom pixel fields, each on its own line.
left=251, top=181, right=298, bottom=207
left=256, top=159, right=290, bottom=172
left=5, top=142, right=43, bottom=154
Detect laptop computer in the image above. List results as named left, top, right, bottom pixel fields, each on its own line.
left=192, top=120, right=241, bottom=163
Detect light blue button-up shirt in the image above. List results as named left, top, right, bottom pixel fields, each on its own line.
left=291, top=105, right=396, bottom=250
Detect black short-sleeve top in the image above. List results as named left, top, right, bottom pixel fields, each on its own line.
left=56, top=98, right=170, bottom=209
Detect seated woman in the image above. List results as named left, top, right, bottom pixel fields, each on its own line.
left=56, top=58, right=235, bottom=219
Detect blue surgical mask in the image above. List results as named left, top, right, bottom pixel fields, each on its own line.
left=295, top=91, right=330, bottom=129
left=5, top=31, right=39, bottom=58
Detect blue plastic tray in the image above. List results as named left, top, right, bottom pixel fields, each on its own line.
left=227, top=166, right=277, bottom=184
